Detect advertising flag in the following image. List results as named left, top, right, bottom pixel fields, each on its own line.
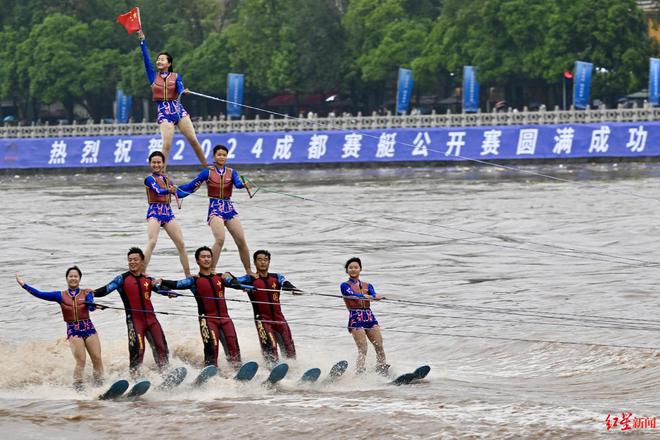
left=463, top=66, right=480, bottom=113
left=396, top=68, right=414, bottom=114
left=227, top=73, right=244, bottom=118
left=650, top=58, right=660, bottom=107
left=573, top=61, right=593, bottom=110
left=115, top=89, right=132, bottom=123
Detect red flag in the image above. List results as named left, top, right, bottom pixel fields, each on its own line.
left=116, top=7, right=142, bottom=34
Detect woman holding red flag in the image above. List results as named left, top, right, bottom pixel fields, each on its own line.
left=136, top=29, right=208, bottom=168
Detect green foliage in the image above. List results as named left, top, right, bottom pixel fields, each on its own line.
left=343, top=0, right=434, bottom=105
left=22, top=14, right=88, bottom=109
left=178, top=32, right=232, bottom=94
left=0, top=0, right=656, bottom=118
left=545, top=0, right=653, bottom=101
left=0, top=26, right=22, bottom=100
left=225, top=0, right=343, bottom=95
left=418, top=0, right=655, bottom=103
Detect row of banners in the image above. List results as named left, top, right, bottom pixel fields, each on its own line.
left=397, top=59, right=660, bottom=112
left=2, top=122, right=658, bottom=169
left=114, top=59, right=659, bottom=121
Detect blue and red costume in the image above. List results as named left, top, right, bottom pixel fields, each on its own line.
left=140, top=39, right=188, bottom=124
left=176, top=165, right=245, bottom=223
left=231, top=273, right=297, bottom=366
left=145, top=172, right=174, bottom=225
left=22, top=284, right=97, bottom=339
left=160, top=273, right=241, bottom=368
left=340, top=278, right=379, bottom=333
left=94, top=273, right=169, bottom=372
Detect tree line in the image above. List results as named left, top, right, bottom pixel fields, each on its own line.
left=0, top=0, right=657, bottom=121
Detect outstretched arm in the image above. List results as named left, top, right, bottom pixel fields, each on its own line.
left=176, top=168, right=210, bottom=199
left=226, top=274, right=254, bottom=290
left=159, top=277, right=195, bottom=290
left=17, top=273, right=62, bottom=302
left=20, top=283, right=63, bottom=303
left=278, top=274, right=303, bottom=295
left=93, top=275, right=124, bottom=298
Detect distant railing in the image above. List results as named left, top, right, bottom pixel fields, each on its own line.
left=2, top=105, right=659, bottom=139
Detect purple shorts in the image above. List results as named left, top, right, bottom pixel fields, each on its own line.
left=347, top=309, right=379, bottom=333
left=156, top=101, right=189, bottom=125
left=147, top=202, right=175, bottom=226
left=67, top=319, right=97, bottom=340
left=207, top=199, right=238, bottom=223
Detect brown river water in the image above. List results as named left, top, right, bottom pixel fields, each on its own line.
left=1, top=163, right=660, bottom=439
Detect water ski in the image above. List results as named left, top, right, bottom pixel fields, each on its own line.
left=264, top=363, right=288, bottom=385
left=192, top=365, right=218, bottom=387
left=390, top=365, right=431, bottom=386
left=234, top=361, right=259, bottom=381
left=300, top=368, right=321, bottom=383
left=157, top=366, right=188, bottom=390
left=98, top=379, right=129, bottom=400
left=323, top=360, right=348, bottom=383
left=125, top=380, right=151, bottom=398
left=412, top=365, right=431, bottom=380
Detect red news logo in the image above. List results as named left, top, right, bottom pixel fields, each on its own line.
left=606, top=412, right=657, bottom=431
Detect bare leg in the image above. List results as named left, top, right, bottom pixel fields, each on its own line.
left=225, top=217, right=253, bottom=274
left=143, top=218, right=161, bottom=274
left=84, top=333, right=104, bottom=385
left=365, top=326, right=387, bottom=370
left=209, top=216, right=226, bottom=271
left=350, top=329, right=368, bottom=374
left=68, top=337, right=87, bottom=387
left=160, top=122, right=175, bottom=169
left=177, top=116, right=208, bottom=167
left=163, top=220, right=191, bottom=277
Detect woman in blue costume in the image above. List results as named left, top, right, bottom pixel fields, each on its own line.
left=340, top=257, right=389, bottom=376
left=138, top=30, right=207, bottom=168
left=15, top=267, right=104, bottom=390
left=143, top=150, right=191, bottom=277
left=177, top=145, right=254, bottom=275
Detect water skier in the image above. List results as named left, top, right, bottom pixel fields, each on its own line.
left=340, top=257, right=389, bottom=375
left=176, top=145, right=254, bottom=274
left=158, top=246, right=242, bottom=369
left=138, top=30, right=207, bottom=168
left=229, top=250, right=302, bottom=366
left=143, top=150, right=191, bottom=277
left=16, top=267, right=104, bottom=390
left=93, top=247, right=169, bottom=376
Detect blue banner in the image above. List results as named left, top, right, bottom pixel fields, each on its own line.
left=396, top=68, right=414, bottom=114
left=573, top=61, right=593, bottom=110
left=463, top=66, right=480, bottom=113
left=650, top=58, right=660, bottom=107
left=2, top=122, right=659, bottom=169
left=227, top=73, right=244, bottom=118
left=115, top=89, right=132, bottom=123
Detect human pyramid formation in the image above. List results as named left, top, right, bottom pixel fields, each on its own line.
left=15, top=29, right=389, bottom=391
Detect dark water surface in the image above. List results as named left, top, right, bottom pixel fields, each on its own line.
left=2, top=163, right=660, bottom=439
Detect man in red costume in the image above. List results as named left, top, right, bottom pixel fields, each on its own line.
left=229, top=250, right=302, bottom=366
left=158, top=246, right=242, bottom=369
left=94, top=247, right=169, bottom=375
